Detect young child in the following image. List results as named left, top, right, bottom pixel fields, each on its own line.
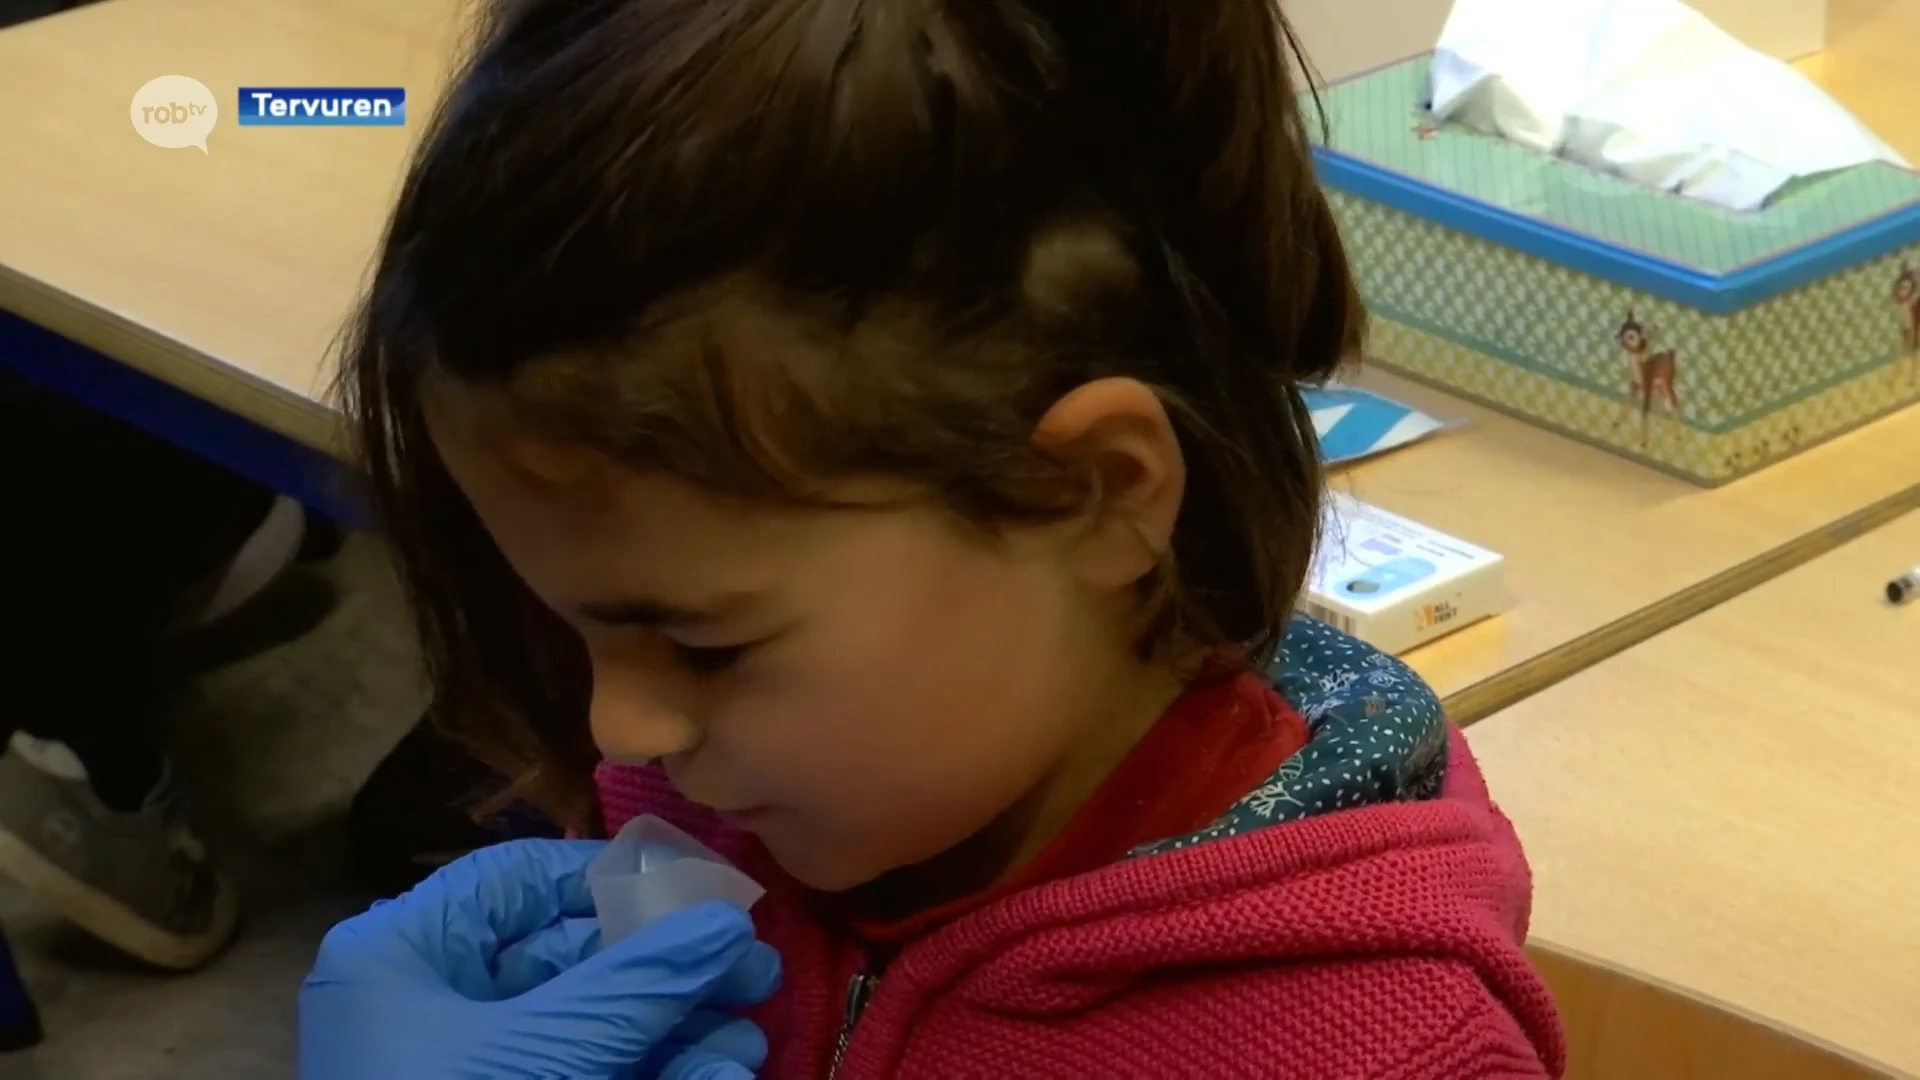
left=343, top=0, right=1565, bottom=1075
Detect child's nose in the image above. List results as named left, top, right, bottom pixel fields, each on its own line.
left=587, top=660, right=701, bottom=763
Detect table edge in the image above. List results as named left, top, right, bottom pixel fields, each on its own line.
left=0, top=263, right=343, bottom=455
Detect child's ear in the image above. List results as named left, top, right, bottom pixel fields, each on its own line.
left=1031, top=377, right=1186, bottom=591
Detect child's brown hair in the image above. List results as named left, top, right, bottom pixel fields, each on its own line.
left=342, top=0, right=1364, bottom=830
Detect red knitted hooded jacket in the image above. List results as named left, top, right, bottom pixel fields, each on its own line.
left=596, top=620, right=1565, bottom=1079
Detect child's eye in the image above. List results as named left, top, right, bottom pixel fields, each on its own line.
left=672, top=641, right=750, bottom=676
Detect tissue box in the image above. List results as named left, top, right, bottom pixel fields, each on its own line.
left=1317, top=54, right=1920, bottom=484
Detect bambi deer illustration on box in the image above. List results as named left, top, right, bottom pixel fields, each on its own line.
left=1613, top=310, right=1682, bottom=441
left=1893, top=263, right=1920, bottom=382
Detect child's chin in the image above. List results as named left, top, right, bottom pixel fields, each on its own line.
left=763, top=838, right=887, bottom=894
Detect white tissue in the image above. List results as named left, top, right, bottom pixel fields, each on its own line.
left=587, top=815, right=766, bottom=946
left=1430, top=0, right=1907, bottom=211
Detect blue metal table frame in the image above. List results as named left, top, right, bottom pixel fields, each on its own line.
left=0, top=308, right=368, bottom=530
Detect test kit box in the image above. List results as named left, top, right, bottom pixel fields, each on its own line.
left=1303, top=492, right=1506, bottom=655
left=1315, top=54, right=1920, bottom=486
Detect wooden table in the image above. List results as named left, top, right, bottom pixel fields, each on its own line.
left=1469, top=510, right=1920, bottom=1078
left=2, top=0, right=1918, bottom=713
left=1345, top=372, right=1920, bottom=716
left=0, top=0, right=460, bottom=519
left=1794, top=0, right=1920, bottom=160
left=0, top=0, right=457, bottom=449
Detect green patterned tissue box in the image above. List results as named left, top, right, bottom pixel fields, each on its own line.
left=1316, top=54, right=1920, bottom=485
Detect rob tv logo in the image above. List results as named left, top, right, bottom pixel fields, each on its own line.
left=129, top=76, right=407, bottom=151
left=130, top=75, right=217, bottom=152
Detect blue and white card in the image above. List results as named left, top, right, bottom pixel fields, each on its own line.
left=1305, top=385, right=1454, bottom=466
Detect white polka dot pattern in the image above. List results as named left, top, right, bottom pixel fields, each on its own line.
left=1129, top=617, right=1447, bottom=858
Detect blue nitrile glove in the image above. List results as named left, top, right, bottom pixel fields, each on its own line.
left=299, top=839, right=780, bottom=1080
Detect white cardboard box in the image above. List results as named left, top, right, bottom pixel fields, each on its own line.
left=1289, top=0, right=1823, bottom=86
left=1303, top=491, right=1506, bottom=655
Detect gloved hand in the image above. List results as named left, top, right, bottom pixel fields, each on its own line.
left=299, top=839, right=780, bottom=1080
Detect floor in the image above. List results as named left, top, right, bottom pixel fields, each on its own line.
left=0, top=534, right=427, bottom=1079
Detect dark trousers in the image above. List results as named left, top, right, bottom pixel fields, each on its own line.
left=0, top=369, right=272, bottom=807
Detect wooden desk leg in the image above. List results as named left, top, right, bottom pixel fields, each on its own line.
left=0, top=923, right=42, bottom=1051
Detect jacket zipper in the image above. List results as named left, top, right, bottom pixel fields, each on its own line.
left=824, top=970, right=879, bottom=1080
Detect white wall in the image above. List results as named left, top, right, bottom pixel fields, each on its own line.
left=1288, top=0, right=1828, bottom=83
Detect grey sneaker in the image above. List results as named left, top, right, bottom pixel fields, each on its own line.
left=0, top=733, right=239, bottom=971
left=168, top=494, right=308, bottom=634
